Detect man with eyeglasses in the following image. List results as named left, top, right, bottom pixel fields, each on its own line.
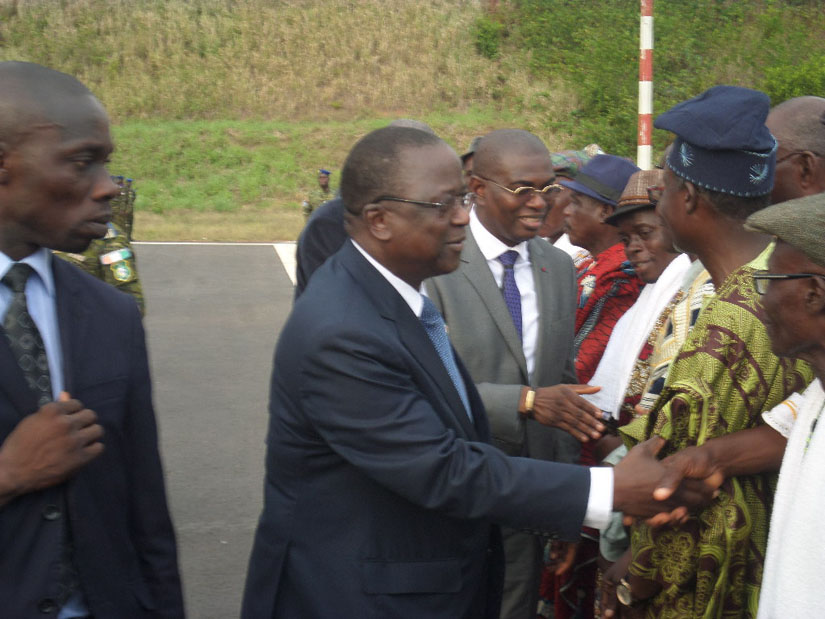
left=425, top=129, right=607, bottom=619
left=616, top=86, right=813, bottom=618
left=241, top=126, right=720, bottom=619
left=765, top=96, right=825, bottom=204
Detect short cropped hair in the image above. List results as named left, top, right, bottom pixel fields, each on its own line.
left=0, top=61, right=93, bottom=147
left=771, top=97, right=825, bottom=156
left=340, top=126, right=443, bottom=215
left=676, top=176, right=771, bottom=221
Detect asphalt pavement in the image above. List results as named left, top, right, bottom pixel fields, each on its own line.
left=136, top=242, right=296, bottom=618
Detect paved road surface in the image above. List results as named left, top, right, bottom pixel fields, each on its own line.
left=136, top=242, right=296, bottom=618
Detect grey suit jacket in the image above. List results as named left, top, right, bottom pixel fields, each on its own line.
left=426, top=230, right=580, bottom=463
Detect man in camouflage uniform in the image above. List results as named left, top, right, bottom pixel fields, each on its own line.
left=54, top=177, right=145, bottom=315
left=302, top=168, right=333, bottom=220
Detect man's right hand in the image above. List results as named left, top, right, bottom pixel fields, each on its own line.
left=612, top=437, right=723, bottom=521
left=0, top=393, right=104, bottom=507
left=530, top=384, right=605, bottom=442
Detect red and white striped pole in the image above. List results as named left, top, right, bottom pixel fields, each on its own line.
left=637, top=0, right=654, bottom=170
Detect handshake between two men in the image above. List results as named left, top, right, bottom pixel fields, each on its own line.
left=521, top=383, right=723, bottom=522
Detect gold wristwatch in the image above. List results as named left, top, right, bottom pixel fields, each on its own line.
left=616, top=577, right=638, bottom=607
left=523, top=389, right=536, bottom=418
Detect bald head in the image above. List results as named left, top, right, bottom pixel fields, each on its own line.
left=340, top=125, right=445, bottom=215
left=767, top=96, right=825, bottom=202
left=472, top=129, right=550, bottom=179
left=768, top=96, right=825, bottom=152
left=388, top=118, right=436, bottom=135
left=0, top=61, right=97, bottom=147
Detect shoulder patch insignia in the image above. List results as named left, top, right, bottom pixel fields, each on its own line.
left=111, top=261, right=134, bottom=282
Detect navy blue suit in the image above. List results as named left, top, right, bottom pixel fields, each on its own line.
left=0, top=258, right=183, bottom=618
left=242, top=241, right=590, bottom=618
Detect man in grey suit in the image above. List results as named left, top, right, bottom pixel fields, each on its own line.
left=426, top=129, right=606, bottom=619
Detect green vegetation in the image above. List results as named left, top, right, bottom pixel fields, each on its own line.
left=500, top=0, right=825, bottom=155
left=1, top=0, right=823, bottom=240
left=111, top=110, right=560, bottom=241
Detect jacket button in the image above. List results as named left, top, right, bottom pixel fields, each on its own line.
left=42, top=504, right=62, bottom=521
left=38, top=598, right=58, bottom=613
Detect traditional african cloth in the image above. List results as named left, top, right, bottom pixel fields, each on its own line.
left=757, top=380, right=824, bottom=618
left=574, top=243, right=642, bottom=385
left=621, top=260, right=715, bottom=422
left=620, top=245, right=813, bottom=619
left=584, top=253, right=690, bottom=419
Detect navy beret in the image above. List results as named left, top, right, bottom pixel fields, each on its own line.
left=655, top=85, right=777, bottom=197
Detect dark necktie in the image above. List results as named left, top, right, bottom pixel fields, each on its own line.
left=420, top=297, right=472, bottom=420
left=2, top=264, right=79, bottom=605
left=497, top=250, right=522, bottom=340
left=2, top=263, right=52, bottom=407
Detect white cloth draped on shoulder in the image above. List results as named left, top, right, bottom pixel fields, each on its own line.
left=582, top=253, right=691, bottom=417
left=757, top=378, right=825, bottom=618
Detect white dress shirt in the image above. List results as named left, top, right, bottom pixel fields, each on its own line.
left=353, top=239, right=613, bottom=530
left=469, top=211, right=539, bottom=379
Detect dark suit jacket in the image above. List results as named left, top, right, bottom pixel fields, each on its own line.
left=426, top=231, right=580, bottom=464
left=294, top=196, right=347, bottom=299
left=241, top=241, right=590, bottom=619
left=0, top=258, right=183, bottom=618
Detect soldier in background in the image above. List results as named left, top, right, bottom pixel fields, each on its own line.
left=54, top=176, right=145, bottom=315
left=302, top=168, right=333, bottom=220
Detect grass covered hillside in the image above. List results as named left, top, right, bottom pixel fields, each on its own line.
left=1, top=0, right=823, bottom=240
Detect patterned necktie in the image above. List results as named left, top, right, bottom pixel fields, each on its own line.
left=2, top=263, right=52, bottom=407
left=498, top=250, right=522, bottom=340
left=420, top=297, right=473, bottom=420
left=3, top=264, right=79, bottom=606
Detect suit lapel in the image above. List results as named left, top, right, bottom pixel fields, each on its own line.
left=340, top=243, right=478, bottom=441
left=528, top=238, right=552, bottom=381
left=52, top=258, right=88, bottom=395
left=459, top=231, right=528, bottom=380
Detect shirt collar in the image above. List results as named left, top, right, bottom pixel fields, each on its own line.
left=0, top=248, right=56, bottom=298
left=350, top=239, right=425, bottom=317
left=469, top=209, right=529, bottom=263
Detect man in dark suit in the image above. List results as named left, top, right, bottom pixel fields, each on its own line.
left=0, top=62, right=183, bottom=618
left=241, top=126, right=717, bottom=618
left=426, top=129, right=605, bottom=619
left=293, top=119, right=437, bottom=300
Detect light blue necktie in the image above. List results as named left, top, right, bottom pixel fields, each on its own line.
left=419, top=297, right=473, bottom=420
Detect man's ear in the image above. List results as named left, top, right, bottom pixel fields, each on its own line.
left=798, top=151, right=822, bottom=193
left=468, top=175, right=485, bottom=199
left=683, top=180, right=699, bottom=214
left=597, top=202, right=615, bottom=223
left=363, top=203, right=392, bottom=241
left=805, top=274, right=825, bottom=314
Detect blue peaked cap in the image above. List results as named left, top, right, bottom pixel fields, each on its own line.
left=655, top=85, right=777, bottom=197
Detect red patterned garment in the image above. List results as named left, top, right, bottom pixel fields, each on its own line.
left=573, top=243, right=642, bottom=385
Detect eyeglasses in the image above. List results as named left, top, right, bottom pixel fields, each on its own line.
left=647, top=185, right=664, bottom=205
left=776, top=150, right=824, bottom=165
left=473, top=174, right=562, bottom=199
left=373, top=193, right=473, bottom=216
left=752, top=270, right=825, bottom=295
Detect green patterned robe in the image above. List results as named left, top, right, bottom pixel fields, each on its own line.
left=620, top=245, right=812, bottom=618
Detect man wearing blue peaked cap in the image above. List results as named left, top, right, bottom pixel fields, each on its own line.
left=656, top=85, right=777, bottom=197
left=617, top=85, right=812, bottom=618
